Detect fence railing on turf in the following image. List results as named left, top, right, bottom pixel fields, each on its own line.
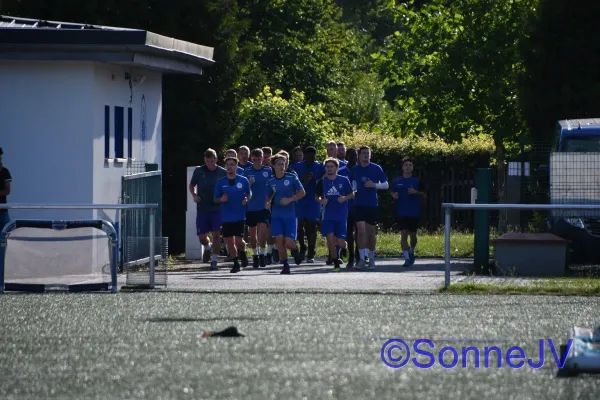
left=0, top=203, right=160, bottom=290
left=441, top=203, right=600, bottom=288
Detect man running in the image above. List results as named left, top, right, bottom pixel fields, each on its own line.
left=214, top=156, right=252, bottom=273
left=292, top=146, right=304, bottom=163
left=326, top=141, right=347, bottom=168
left=337, top=142, right=347, bottom=165
left=391, top=157, right=426, bottom=267
left=225, top=149, right=246, bottom=175
left=352, top=146, right=389, bottom=269
left=238, top=145, right=253, bottom=170
left=290, top=146, right=324, bottom=263
left=262, top=147, right=272, bottom=167
left=316, top=158, right=354, bottom=272
left=337, top=148, right=359, bottom=267
left=243, top=148, right=272, bottom=268
left=261, top=146, right=274, bottom=263
left=267, top=154, right=305, bottom=274
left=189, top=149, right=227, bottom=269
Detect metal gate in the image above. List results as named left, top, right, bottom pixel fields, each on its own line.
left=120, top=169, right=167, bottom=286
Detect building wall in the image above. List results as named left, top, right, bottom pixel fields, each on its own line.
left=0, top=60, right=162, bottom=225
left=91, top=63, right=163, bottom=224
left=0, top=60, right=94, bottom=221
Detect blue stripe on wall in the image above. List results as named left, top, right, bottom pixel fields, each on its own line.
left=127, top=107, right=133, bottom=159
left=114, top=106, right=124, bottom=158
left=104, top=105, right=110, bottom=158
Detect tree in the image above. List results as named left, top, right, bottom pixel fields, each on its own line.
left=520, top=0, right=600, bottom=143
left=376, top=0, right=538, bottom=222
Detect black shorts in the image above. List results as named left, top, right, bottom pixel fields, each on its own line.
left=397, top=216, right=420, bottom=232
left=355, top=206, right=379, bottom=225
left=246, top=210, right=269, bottom=227
left=347, top=210, right=356, bottom=230
left=222, top=221, right=245, bottom=238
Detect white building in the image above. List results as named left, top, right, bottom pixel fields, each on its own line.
left=0, top=15, right=214, bottom=226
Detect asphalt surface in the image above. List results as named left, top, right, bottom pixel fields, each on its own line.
left=1, top=259, right=599, bottom=400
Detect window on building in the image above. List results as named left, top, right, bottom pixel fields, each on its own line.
left=114, top=106, right=124, bottom=159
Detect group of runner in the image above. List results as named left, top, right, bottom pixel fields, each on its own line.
left=189, top=142, right=425, bottom=274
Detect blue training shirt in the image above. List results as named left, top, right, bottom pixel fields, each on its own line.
left=243, top=166, right=272, bottom=211
left=351, top=162, right=388, bottom=207
left=239, top=161, right=253, bottom=170
left=337, top=165, right=354, bottom=210
left=391, top=176, right=425, bottom=217
left=268, top=174, right=304, bottom=219
left=290, top=161, right=324, bottom=198
left=316, top=175, right=353, bottom=221
left=213, top=175, right=252, bottom=223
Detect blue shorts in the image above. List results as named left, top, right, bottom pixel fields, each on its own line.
left=321, top=219, right=347, bottom=239
left=196, top=211, right=221, bottom=235
left=270, top=217, right=297, bottom=240
left=297, top=199, right=321, bottom=222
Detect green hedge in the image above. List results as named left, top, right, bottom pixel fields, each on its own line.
left=334, top=130, right=495, bottom=162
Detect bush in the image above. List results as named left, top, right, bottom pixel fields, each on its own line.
left=229, top=86, right=334, bottom=153
left=334, top=129, right=495, bottom=162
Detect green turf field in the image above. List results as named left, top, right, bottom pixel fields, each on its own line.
left=1, top=292, right=599, bottom=399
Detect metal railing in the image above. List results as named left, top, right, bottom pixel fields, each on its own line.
left=441, top=203, right=600, bottom=288
left=0, top=203, right=159, bottom=289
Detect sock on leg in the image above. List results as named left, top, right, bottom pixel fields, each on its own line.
left=205, top=243, right=212, bottom=250
left=403, top=250, right=409, bottom=260
left=253, top=248, right=259, bottom=255
left=360, top=249, right=367, bottom=260
left=369, top=250, right=375, bottom=260
left=212, top=254, right=218, bottom=262
left=268, top=245, right=273, bottom=254
left=260, top=247, right=266, bottom=255
left=409, top=247, right=415, bottom=254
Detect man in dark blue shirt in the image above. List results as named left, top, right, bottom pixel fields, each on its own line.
left=267, top=154, right=305, bottom=274
left=351, top=146, right=389, bottom=269
left=214, top=157, right=252, bottom=273
left=189, top=149, right=227, bottom=270
left=243, top=148, right=272, bottom=268
left=391, top=157, right=426, bottom=267
left=290, top=147, right=324, bottom=263
left=316, top=158, right=355, bottom=272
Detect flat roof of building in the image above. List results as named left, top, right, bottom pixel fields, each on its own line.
left=0, top=15, right=214, bottom=75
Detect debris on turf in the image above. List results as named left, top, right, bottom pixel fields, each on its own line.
left=201, top=326, right=245, bottom=338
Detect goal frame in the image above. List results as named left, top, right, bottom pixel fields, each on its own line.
left=0, top=203, right=159, bottom=293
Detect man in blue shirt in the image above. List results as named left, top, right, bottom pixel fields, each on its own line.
left=337, top=148, right=358, bottom=267
left=391, top=157, right=426, bottom=267
left=243, top=148, right=272, bottom=268
left=214, top=157, right=252, bottom=273
left=290, top=147, right=324, bottom=263
left=238, top=145, right=253, bottom=170
left=316, top=158, right=355, bottom=272
left=351, top=146, right=389, bottom=270
left=326, top=141, right=347, bottom=168
left=189, top=148, right=227, bottom=270
left=267, top=154, right=305, bottom=274
left=226, top=149, right=247, bottom=175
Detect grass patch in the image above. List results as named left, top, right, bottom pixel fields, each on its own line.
left=439, top=279, right=600, bottom=296
left=311, top=228, right=474, bottom=258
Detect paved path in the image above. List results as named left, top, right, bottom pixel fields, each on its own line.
left=135, top=257, right=544, bottom=293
